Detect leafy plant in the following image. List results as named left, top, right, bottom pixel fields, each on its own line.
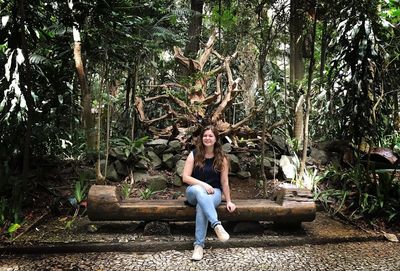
left=7, top=223, right=21, bottom=240
left=120, top=181, right=133, bottom=200
left=140, top=188, right=156, bottom=200
left=316, top=163, right=400, bottom=223
left=74, top=178, right=89, bottom=204
left=111, top=136, right=148, bottom=160
left=65, top=208, right=80, bottom=230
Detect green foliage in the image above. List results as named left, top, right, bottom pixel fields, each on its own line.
left=111, top=136, right=148, bottom=160
left=120, top=181, right=133, bottom=200
left=140, top=187, right=156, bottom=200
left=7, top=223, right=21, bottom=240
left=74, top=178, right=89, bottom=204
left=209, top=5, right=238, bottom=32
left=379, top=132, right=400, bottom=152
left=316, top=163, right=400, bottom=224
left=320, top=1, right=398, bottom=145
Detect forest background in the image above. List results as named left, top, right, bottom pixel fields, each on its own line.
left=0, top=0, right=399, bottom=238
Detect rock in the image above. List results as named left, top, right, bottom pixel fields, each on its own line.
left=279, top=155, right=297, bottom=180
left=175, top=160, right=186, bottom=177
left=100, top=160, right=119, bottom=182
left=265, top=156, right=280, bottom=166
left=237, top=171, right=251, bottom=179
left=172, top=175, right=183, bottom=187
left=272, top=134, right=289, bottom=154
left=147, top=151, right=162, bottom=169
left=310, top=147, right=330, bottom=165
left=146, top=139, right=169, bottom=155
left=152, top=144, right=167, bottom=155
left=109, top=147, right=128, bottom=161
left=232, top=221, right=264, bottom=233
left=163, top=153, right=175, bottom=169
left=147, top=175, right=168, bottom=191
left=262, top=158, right=272, bottom=168
left=113, top=160, right=128, bottom=176
left=222, top=143, right=232, bottom=153
left=133, top=171, right=148, bottom=182
left=266, top=166, right=279, bottom=179
left=106, top=165, right=119, bottom=182
left=146, top=139, right=169, bottom=146
left=143, top=221, right=170, bottom=235
left=167, top=140, right=182, bottom=153
left=135, top=159, right=148, bottom=170
left=227, top=154, right=240, bottom=172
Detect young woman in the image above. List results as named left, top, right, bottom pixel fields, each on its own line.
left=182, top=125, right=236, bottom=261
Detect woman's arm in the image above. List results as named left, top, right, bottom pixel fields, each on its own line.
left=182, top=152, right=215, bottom=194
left=220, top=157, right=236, bottom=212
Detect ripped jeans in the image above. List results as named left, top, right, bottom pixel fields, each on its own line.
left=186, top=185, right=222, bottom=247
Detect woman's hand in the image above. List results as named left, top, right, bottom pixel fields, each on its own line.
left=202, top=183, right=215, bottom=194
left=226, top=201, right=236, bottom=212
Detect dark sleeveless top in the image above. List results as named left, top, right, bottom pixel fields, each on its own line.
left=191, top=151, right=222, bottom=189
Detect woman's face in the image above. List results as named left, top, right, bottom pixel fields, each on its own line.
left=202, top=129, right=216, bottom=148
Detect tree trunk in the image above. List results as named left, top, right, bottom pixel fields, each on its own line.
left=299, top=3, right=317, bottom=181
left=17, top=0, right=35, bottom=181
left=259, top=48, right=268, bottom=198
left=131, top=60, right=139, bottom=139
left=185, top=0, right=204, bottom=57
left=69, top=0, right=96, bottom=151
left=290, top=0, right=306, bottom=143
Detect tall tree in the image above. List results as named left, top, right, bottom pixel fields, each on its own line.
left=185, top=0, right=204, bottom=57
left=68, top=0, right=96, bottom=152
left=289, top=0, right=306, bottom=144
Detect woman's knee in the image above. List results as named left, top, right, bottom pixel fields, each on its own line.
left=187, top=185, right=206, bottom=196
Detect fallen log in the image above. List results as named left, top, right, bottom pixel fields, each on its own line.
left=87, top=185, right=316, bottom=225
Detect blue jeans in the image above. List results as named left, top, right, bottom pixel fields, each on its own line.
left=186, top=185, right=222, bottom=247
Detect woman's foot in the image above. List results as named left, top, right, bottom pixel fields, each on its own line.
left=214, top=224, right=230, bottom=242
left=191, top=245, right=203, bottom=261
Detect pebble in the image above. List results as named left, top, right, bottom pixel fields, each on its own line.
left=1, top=241, right=400, bottom=270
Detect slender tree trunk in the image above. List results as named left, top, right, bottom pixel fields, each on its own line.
left=95, top=99, right=105, bottom=184
left=290, top=0, right=306, bottom=143
left=125, top=71, right=132, bottom=111
left=283, top=42, right=288, bottom=122
left=69, top=0, right=96, bottom=152
left=95, top=64, right=107, bottom=185
left=104, top=80, right=115, bottom=180
left=17, top=0, right=35, bottom=181
left=259, top=49, right=268, bottom=198
left=319, top=19, right=327, bottom=92
left=131, top=60, right=138, bottom=139
left=299, top=3, right=318, bottom=181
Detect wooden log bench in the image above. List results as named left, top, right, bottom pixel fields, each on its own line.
left=87, top=185, right=316, bottom=227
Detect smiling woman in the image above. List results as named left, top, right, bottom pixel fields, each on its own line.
left=182, top=125, right=236, bottom=261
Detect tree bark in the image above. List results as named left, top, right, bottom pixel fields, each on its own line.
left=290, top=0, right=306, bottom=143
left=69, top=0, right=96, bottom=151
left=185, top=0, right=204, bottom=57
left=299, top=3, right=317, bottom=181
left=17, top=0, right=35, bottom=181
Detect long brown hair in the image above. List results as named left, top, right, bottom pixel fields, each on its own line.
left=194, top=125, right=228, bottom=172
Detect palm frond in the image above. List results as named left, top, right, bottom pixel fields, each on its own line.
left=29, top=54, right=51, bottom=66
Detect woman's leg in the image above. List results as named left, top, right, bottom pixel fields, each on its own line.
left=186, top=185, right=222, bottom=246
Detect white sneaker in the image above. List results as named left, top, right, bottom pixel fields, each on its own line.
left=214, top=224, right=230, bottom=242
left=191, top=245, right=203, bottom=261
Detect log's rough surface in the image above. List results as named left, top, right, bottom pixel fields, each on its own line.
left=88, top=185, right=316, bottom=224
